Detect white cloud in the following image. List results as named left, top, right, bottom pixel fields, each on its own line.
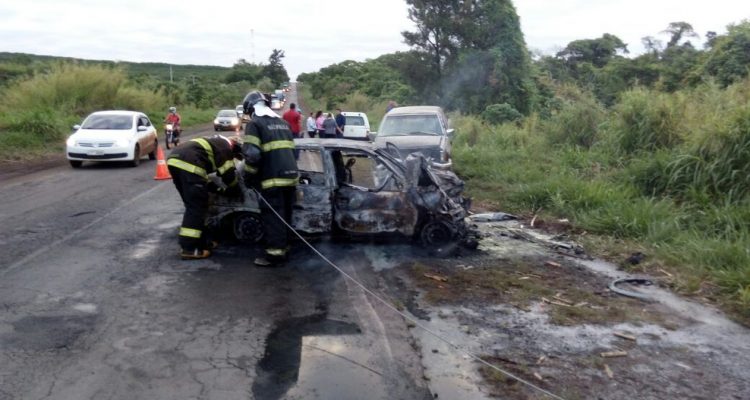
left=0, top=0, right=747, bottom=79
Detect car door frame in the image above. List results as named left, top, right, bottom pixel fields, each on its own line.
left=331, top=148, right=419, bottom=237
left=292, top=144, right=334, bottom=235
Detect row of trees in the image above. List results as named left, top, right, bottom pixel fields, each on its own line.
left=299, top=1, right=748, bottom=123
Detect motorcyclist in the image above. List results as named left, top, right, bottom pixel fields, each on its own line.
left=241, top=90, right=298, bottom=267
left=166, top=135, right=243, bottom=259
left=164, top=106, right=182, bottom=145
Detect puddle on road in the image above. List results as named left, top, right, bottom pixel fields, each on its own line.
left=252, top=313, right=363, bottom=400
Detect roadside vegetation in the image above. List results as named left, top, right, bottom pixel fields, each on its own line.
left=297, top=9, right=750, bottom=322
left=0, top=50, right=291, bottom=162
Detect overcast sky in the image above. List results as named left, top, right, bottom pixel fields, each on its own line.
left=1, top=0, right=747, bottom=80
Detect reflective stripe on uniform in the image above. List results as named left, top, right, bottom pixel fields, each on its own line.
left=191, top=138, right=217, bottom=172
left=179, top=227, right=202, bottom=238
left=217, top=160, right=235, bottom=174
left=167, top=158, right=208, bottom=179
left=265, top=248, right=288, bottom=256
left=244, top=164, right=258, bottom=174
left=261, top=177, right=298, bottom=189
left=261, top=140, right=295, bottom=152
left=245, top=135, right=261, bottom=147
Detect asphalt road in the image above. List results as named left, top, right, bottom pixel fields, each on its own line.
left=0, top=88, right=432, bottom=400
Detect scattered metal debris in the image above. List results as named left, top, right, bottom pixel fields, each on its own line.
left=469, top=212, right=517, bottom=222
left=608, top=278, right=655, bottom=302
left=601, top=350, right=628, bottom=358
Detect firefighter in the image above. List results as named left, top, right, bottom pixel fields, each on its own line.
left=241, top=90, right=299, bottom=266
left=166, top=135, right=243, bottom=259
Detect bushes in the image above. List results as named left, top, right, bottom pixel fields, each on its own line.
left=609, top=88, right=683, bottom=154
left=481, top=103, right=522, bottom=124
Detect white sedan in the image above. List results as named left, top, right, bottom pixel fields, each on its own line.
left=66, top=110, right=159, bottom=168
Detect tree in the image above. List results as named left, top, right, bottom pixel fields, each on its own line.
left=225, top=59, right=262, bottom=84
left=662, top=22, right=698, bottom=48
left=702, top=20, right=750, bottom=86
left=401, top=0, right=461, bottom=80
left=262, top=49, right=289, bottom=87
left=557, top=34, right=629, bottom=68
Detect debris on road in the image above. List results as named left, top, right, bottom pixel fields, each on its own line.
left=601, top=350, right=628, bottom=358
left=542, top=297, right=572, bottom=307
left=469, top=212, right=517, bottom=222
left=544, top=260, right=561, bottom=268
left=614, top=332, right=637, bottom=341
left=424, top=273, right=448, bottom=283
left=604, top=364, right=614, bottom=379
left=609, top=277, right=655, bottom=302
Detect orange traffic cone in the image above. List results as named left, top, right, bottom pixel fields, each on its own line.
left=154, top=145, right=172, bottom=180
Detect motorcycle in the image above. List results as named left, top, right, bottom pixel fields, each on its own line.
left=164, top=123, right=180, bottom=149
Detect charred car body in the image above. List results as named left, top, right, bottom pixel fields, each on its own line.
left=206, top=138, right=477, bottom=251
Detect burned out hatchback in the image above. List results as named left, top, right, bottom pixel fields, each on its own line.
left=206, top=138, right=477, bottom=252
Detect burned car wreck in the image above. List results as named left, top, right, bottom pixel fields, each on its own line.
left=206, top=138, right=477, bottom=251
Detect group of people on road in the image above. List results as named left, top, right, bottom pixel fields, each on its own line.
left=306, top=109, right=345, bottom=139
left=166, top=90, right=298, bottom=267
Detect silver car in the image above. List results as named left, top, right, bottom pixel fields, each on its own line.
left=372, top=106, right=454, bottom=166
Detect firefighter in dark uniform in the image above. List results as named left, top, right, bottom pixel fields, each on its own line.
left=241, top=90, right=299, bottom=266
left=167, top=135, right=242, bottom=259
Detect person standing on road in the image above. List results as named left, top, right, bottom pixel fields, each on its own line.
left=282, top=103, right=302, bottom=138
left=315, top=111, right=325, bottom=138
left=322, top=113, right=338, bottom=139
left=334, top=108, right=346, bottom=139
left=306, top=112, right=316, bottom=138
left=241, top=90, right=299, bottom=267
left=166, top=135, right=243, bottom=259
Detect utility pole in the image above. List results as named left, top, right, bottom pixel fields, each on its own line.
left=169, top=65, right=173, bottom=83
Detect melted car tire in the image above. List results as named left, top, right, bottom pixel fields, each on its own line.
left=232, top=212, right=264, bottom=243
left=419, top=219, right=458, bottom=255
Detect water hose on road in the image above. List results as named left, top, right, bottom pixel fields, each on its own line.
left=252, top=188, right=568, bottom=400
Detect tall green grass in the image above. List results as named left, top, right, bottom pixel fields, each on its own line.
left=452, top=78, right=750, bottom=320
left=0, top=63, right=169, bottom=160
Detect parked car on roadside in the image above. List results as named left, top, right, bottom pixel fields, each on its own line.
left=66, top=110, right=158, bottom=168
left=206, top=138, right=477, bottom=252
left=214, top=109, right=242, bottom=132
left=341, top=112, right=371, bottom=141
left=372, top=106, right=454, bottom=166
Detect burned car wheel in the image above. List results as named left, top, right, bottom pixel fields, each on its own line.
left=419, top=220, right=457, bottom=252
left=232, top=212, right=263, bottom=243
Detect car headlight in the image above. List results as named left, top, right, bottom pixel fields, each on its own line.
left=115, top=138, right=131, bottom=147
left=214, top=119, right=220, bottom=125
left=231, top=118, right=239, bottom=125
left=66, top=136, right=76, bottom=147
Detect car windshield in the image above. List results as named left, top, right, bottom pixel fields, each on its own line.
left=218, top=110, right=236, bottom=117
left=378, top=114, right=442, bottom=137
left=81, top=115, right=133, bottom=130
left=345, top=116, right=365, bottom=126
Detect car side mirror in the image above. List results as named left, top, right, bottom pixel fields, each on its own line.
left=73, top=124, right=81, bottom=131
left=446, top=128, right=455, bottom=138
left=137, top=126, right=149, bottom=132
left=367, top=131, right=377, bottom=141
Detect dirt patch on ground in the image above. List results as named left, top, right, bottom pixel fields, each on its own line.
left=377, top=221, right=750, bottom=399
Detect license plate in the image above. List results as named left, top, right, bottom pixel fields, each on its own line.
left=88, top=150, right=104, bottom=156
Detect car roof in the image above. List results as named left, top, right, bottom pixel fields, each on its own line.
left=294, top=138, right=377, bottom=151
left=89, top=110, right=142, bottom=117
left=387, top=106, right=443, bottom=115
left=341, top=112, right=367, bottom=117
